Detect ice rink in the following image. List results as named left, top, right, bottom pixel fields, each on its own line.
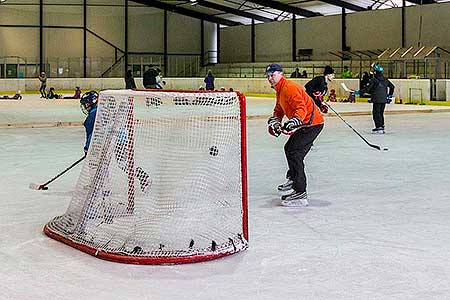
left=1, top=96, right=450, bottom=299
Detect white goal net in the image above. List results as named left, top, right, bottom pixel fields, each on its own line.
left=44, top=89, right=248, bottom=264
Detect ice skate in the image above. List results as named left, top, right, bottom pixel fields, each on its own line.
left=277, top=179, right=294, bottom=196
left=280, top=190, right=308, bottom=207
left=372, top=127, right=385, bottom=134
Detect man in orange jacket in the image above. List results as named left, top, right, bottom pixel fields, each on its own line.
left=266, top=64, right=324, bottom=207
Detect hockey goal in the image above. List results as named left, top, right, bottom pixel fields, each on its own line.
left=44, top=89, right=248, bottom=264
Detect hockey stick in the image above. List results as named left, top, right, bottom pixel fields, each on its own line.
left=29, top=155, right=86, bottom=190
left=340, top=82, right=353, bottom=93
left=324, top=103, right=388, bottom=151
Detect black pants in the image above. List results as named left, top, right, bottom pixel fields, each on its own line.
left=372, top=103, right=386, bottom=128
left=284, top=124, right=323, bottom=193
left=40, top=84, right=46, bottom=97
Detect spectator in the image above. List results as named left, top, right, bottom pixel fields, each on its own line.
left=38, top=71, right=47, bottom=98
left=63, top=87, right=82, bottom=99
left=290, top=67, right=301, bottom=78
left=341, top=66, right=353, bottom=79
left=199, top=86, right=205, bottom=91
left=204, top=70, right=215, bottom=90
left=143, top=65, right=159, bottom=89
left=301, top=70, right=308, bottom=78
left=125, top=70, right=136, bottom=89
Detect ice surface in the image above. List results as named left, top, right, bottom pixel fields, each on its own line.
left=1, top=99, right=450, bottom=299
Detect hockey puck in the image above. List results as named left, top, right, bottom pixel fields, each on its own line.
left=383, top=148, right=389, bottom=151
left=209, top=145, right=219, bottom=156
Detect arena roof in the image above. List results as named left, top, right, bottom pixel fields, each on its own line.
left=134, top=0, right=448, bottom=26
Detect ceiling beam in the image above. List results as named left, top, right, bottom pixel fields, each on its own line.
left=245, top=0, right=322, bottom=18
left=405, top=0, right=435, bottom=4
left=197, top=0, right=275, bottom=23
left=132, top=0, right=242, bottom=26
left=317, top=0, right=367, bottom=11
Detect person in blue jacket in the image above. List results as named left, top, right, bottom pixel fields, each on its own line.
left=204, top=70, right=215, bottom=90
left=80, top=91, right=151, bottom=193
left=80, top=91, right=98, bottom=154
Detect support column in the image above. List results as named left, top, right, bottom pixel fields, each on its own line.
left=124, top=0, right=128, bottom=75
left=292, top=15, right=297, bottom=61
left=201, top=20, right=205, bottom=67
left=83, top=0, right=87, bottom=77
left=163, top=10, right=168, bottom=75
left=39, top=0, right=44, bottom=73
left=341, top=7, right=348, bottom=52
left=217, top=23, right=220, bottom=64
left=401, top=0, right=406, bottom=48
left=251, top=19, right=255, bottom=63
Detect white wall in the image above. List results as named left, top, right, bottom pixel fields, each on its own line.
left=221, top=2, right=450, bottom=63
left=255, top=21, right=291, bottom=62
left=220, top=25, right=251, bottom=62
left=347, top=9, right=401, bottom=51
left=297, top=15, right=341, bottom=60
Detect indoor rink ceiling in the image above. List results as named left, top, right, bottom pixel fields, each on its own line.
left=144, top=0, right=449, bottom=26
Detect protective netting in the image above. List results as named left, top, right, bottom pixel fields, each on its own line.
left=44, top=90, right=248, bottom=264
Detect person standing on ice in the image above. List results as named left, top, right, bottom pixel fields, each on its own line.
left=353, top=63, right=395, bottom=134
left=266, top=64, right=324, bottom=207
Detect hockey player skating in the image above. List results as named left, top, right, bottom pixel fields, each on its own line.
left=80, top=91, right=151, bottom=193
left=266, top=64, right=324, bottom=207
left=353, top=63, right=395, bottom=134
left=304, top=65, right=335, bottom=113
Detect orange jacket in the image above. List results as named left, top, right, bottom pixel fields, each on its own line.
left=273, top=77, right=324, bottom=126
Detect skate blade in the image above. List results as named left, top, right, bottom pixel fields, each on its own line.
left=281, top=199, right=309, bottom=207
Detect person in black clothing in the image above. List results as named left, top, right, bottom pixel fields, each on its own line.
left=360, top=71, right=370, bottom=97
left=125, top=70, right=136, bottom=89
left=354, top=63, right=395, bottom=134
left=301, top=70, right=307, bottom=78
left=304, top=65, right=335, bottom=114
left=46, top=87, right=62, bottom=99
left=142, top=65, right=159, bottom=89
left=290, top=67, right=301, bottom=78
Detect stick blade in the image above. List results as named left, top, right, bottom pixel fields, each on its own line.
left=29, top=183, right=48, bottom=190
left=340, top=82, right=352, bottom=92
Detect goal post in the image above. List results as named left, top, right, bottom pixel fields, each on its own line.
left=44, top=89, right=248, bottom=264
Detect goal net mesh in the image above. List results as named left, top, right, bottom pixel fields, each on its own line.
left=44, top=90, right=248, bottom=264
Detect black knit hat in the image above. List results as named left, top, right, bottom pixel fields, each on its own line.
left=324, top=66, right=335, bottom=76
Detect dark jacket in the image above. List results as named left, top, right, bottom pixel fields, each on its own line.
left=304, top=75, right=328, bottom=107
left=83, top=107, right=97, bottom=151
left=125, top=75, right=136, bottom=89
left=360, top=73, right=395, bottom=104
left=143, top=68, right=158, bottom=88
left=204, top=74, right=215, bottom=90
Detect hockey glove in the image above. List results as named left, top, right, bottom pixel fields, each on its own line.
left=387, top=95, right=393, bottom=103
left=312, top=91, right=323, bottom=103
left=320, top=103, right=328, bottom=113
left=353, top=90, right=360, bottom=96
left=282, top=116, right=302, bottom=135
left=267, top=116, right=282, bottom=137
